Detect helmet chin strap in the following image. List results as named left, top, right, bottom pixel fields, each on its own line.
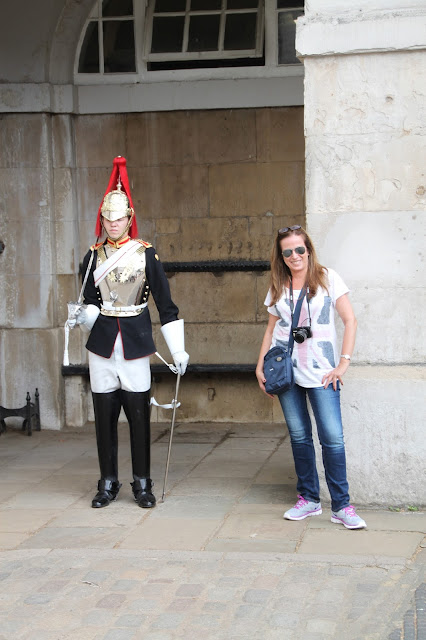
left=102, top=212, right=134, bottom=244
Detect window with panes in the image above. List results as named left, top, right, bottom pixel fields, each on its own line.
left=77, top=0, right=304, bottom=75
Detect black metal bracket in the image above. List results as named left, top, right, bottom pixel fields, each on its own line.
left=0, top=389, right=41, bottom=436
left=62, top=364, right=256, bottom=377
left=162, top=260, right=270, bottom=273
left=79, top=259, right=270, bottom=276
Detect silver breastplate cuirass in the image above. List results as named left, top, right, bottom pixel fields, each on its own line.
left=97, top=245, right=147, bottom=316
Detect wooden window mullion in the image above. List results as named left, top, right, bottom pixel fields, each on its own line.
left=255, top=0, right=264, bottom=54
left=182, top=0, right=191, bottom=53
left=218, top=0, right=226, bottom=53
left=98, top=1, right=105, bottom=74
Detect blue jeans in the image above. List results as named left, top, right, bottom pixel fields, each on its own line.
left=278, top=383, right=350, bottom=512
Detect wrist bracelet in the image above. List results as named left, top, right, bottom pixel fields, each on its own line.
left=340, top=354, right=351, bottom=361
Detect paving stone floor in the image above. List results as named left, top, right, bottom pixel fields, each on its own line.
left=0, top=422, right=424, bottom=640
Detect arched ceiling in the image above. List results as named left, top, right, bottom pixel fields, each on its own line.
left=50, top=0, right=96, bottom=84
left=0, top=0, right=94, bottom=84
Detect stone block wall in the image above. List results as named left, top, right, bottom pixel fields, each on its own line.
left=298, top=2, right=426, bottom=505
left=71, top=108, right=305, bottom=260
left=0, top=114, right=65, bottom=427
left=0, top=107, right=305, bottom=428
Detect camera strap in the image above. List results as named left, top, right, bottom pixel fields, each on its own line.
left=287, top=283, right=307, bottom=355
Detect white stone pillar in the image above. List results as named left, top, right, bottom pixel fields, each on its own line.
left=297, top=1, right=426, bottom=505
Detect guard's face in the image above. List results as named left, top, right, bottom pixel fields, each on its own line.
left=102, top=215, right=129, bottom=240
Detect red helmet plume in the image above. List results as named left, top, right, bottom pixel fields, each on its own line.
left=95, top=156, right=138, bottom=239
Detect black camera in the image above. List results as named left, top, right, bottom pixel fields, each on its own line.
left=292, top=326, right=312, bottom=344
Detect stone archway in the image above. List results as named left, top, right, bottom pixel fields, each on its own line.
left=49, top=0, right=95, bottom=84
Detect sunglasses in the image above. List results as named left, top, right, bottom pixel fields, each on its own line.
left=278, top=225, right=301, bottom=234
left=282, top=246, right=306, bottom=258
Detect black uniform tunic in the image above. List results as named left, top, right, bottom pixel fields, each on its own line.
left=82, top=241, right=179, bottom=360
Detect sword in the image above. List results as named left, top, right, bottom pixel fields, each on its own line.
left=161, top=372, right=181, bottom=502
left=63, top=250, right=96, bottom=366
left=78, top=249, right=95, bottom=305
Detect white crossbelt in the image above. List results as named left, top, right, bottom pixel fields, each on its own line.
left=93, top=240, right=141, bottom=286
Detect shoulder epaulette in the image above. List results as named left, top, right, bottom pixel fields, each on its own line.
left=90, top=241, right=104, bottom=251
left=136, top=239, right=152, bottom=248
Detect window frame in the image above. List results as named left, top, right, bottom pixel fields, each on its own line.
left=74, top=0, right=304, bottom=85
left=276, top=2, right=304, bottom=66
left=75, top=0, right=139, bottom=77
left=144, top=0, right=265, bottom=64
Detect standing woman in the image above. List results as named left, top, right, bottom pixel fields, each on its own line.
left=256, top=226, right=366, bottom=529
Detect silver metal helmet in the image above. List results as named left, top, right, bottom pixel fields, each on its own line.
left=100, top=178, right=132, bottom=222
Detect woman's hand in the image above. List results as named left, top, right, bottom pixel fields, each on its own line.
left=324, top=293, right=357, bottom=390
left=256, top=367, right=275, bottom=399
left=322, top=359, right=350, bottom=390
left=327, top=293, right=357, bottom=391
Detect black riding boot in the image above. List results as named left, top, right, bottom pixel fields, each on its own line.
left=131, top=477, right=156, bottom=509
left=91, top=391, right=122, bottom=508
left=120, top=390, right=156, bottom=508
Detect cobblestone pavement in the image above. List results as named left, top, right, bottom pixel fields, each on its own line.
left=0, top=423, right=425, bottom=640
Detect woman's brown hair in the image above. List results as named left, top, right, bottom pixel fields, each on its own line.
left=269, top=227, right=329, bottom=305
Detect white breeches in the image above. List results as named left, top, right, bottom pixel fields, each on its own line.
left=88, top=334, right=151, bottom=393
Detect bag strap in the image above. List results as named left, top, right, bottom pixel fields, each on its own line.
left=287, top=287, right=306, bottom=355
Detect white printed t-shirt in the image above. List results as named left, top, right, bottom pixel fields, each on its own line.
left=264, top=268, right=349, bottom=388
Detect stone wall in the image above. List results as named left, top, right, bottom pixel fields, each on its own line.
left=0, top=107, right=305, bottom=428
left=298, top=1, right=426, bottom=505
left=0, top=114, right=65, bottom=428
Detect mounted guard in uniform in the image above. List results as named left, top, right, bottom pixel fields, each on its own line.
left=67, top=156, right=189, bottom=509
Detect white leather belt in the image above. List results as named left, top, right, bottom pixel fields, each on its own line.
left=100, top=302, right=148, bottom=317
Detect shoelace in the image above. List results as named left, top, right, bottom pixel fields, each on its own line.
left=343, top=505, right=357, bottom=517
left=294, top=495, right=309, bottom=509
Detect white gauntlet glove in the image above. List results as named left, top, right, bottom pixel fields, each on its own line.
left=172, top=351, right=190, bottom=375
left=68, top=304, right=100, bottom=332
left=161, top=319, right=189, bottom=375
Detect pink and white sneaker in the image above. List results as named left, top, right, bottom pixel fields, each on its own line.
left=331, top=505, right=367, bottom=529
left=283, top=495, right=322, bottom=520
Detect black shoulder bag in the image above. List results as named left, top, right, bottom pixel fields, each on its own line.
left=263, top=285, right=307, bottom=395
